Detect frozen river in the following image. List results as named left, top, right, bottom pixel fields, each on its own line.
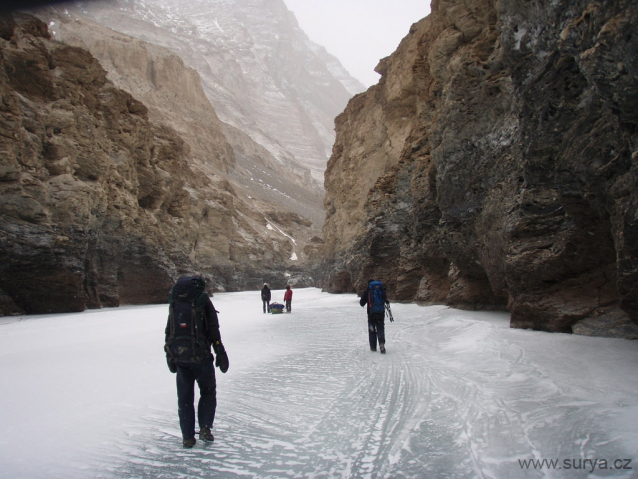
left=1, top=288, right=637, bottom=478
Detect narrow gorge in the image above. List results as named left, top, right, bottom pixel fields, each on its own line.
left=1, top=0, right=636, bottom=340
left=322, top=0, right=638, bottom=337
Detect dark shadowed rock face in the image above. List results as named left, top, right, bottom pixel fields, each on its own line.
left=322, top=0, right=638, bottom=337
left=0, top=15, right=301, bottom=315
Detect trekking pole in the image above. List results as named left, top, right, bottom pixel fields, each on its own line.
left=385, top=302, right=394, bottom=322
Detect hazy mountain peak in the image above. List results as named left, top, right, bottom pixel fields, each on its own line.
left=71, top=0, right=364, bottom=183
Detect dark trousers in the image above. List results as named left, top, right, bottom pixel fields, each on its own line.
left=368, top=312, right=385, bottom=349
left=285, top=300, right=291, bottom=312
left=263, top=300, right=270, bottom=313
left=176, top=356, right=217, bottom=440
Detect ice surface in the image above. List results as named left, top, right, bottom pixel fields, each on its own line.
left=1, top=289, right=637, bottom=478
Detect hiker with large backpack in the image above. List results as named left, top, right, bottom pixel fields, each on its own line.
left=360, top=279, right=390, bottom=354
left=164, top=275, right=229, bottom=448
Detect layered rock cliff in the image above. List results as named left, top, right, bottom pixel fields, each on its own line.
left=54, top=0, right=364, bottom=187
left=0, top=15, right=307, bottom=316
left=322, top=0, right=638, bottom=337
left=34, top=9, right=325, bottom=243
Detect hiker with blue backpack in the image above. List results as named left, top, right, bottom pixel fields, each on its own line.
left=360, top=279, right=392, bottom=354
left=164, top=275, right=229, bottom=449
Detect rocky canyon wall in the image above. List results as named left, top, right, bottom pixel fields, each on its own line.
left=322, top=0, right=638, bottom=337
left=59, top=0, right=364, bottom=188
left=0, top=15, right=303, bottom=316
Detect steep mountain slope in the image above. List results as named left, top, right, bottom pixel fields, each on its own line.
left=0, top=14, right=311, bottom=316
left=322, top=0, right=638, bottom=337
left=60, top=0, right=364, bottom=187
left=35, top=8, right=325, bottom=243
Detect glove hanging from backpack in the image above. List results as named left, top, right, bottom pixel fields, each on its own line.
left=213, top=340, right=229, bottom=373
left=165, top=344, right=177, bottom=373
left=166, top=356, right=177, bottom=373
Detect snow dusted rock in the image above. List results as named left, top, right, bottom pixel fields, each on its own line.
left=35, top=8, right=325, bottom=245
left=322, top=0, right=638, bottom=337
left=39, top=10, right=236, bottom=175
left=54, top=0, right=364, bottom=188
left=36, top=9, right=322, bottom=196
left=0, top=14, right=300, bottom=314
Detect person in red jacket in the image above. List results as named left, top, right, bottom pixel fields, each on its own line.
left=283, top=285, right=293, bottom=313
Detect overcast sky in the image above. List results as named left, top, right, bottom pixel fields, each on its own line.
left=283, top=0, right=431, bottom=88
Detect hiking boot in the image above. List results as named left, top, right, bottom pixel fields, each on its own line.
left=370, top=347, right=377, bottom=352
left=379, top=343, right=386, bottom=354
left=199, top=426, right=214, bottom=442
left=183, top=437, right=196, bottom=448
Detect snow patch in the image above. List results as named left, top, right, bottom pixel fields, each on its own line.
left=514, top=27, right=527, bottom=50
left=269, top=222, right=297, bottom=245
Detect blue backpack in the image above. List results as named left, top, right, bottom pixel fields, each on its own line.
left=368, top=281, right=386, bottom=314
